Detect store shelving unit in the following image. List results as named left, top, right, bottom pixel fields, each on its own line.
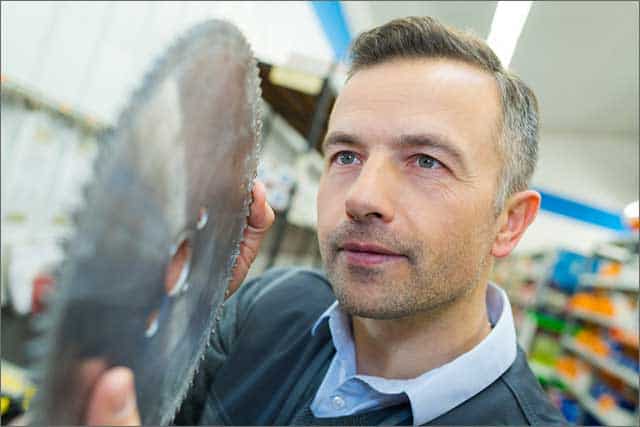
left=530, top=357, right=638, bottom=426
left=1, top=77, right=108, bottom=134
left=580, top=273, right=639, bottom=292
left=495, top=243, right=640, bottom=425
left=568, top=308, right=637, bottom=335
left=561, top=337, right=638, bottom=389
left=561, top=379, right=637, bottom=427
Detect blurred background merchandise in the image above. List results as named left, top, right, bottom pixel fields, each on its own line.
left=494, top=241, right=639, bottom=425
left=1, top=1, right=638, bottom=425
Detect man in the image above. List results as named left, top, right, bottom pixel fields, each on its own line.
left=86, top=16, right=566, bottom=425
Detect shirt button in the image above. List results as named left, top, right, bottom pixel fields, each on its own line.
left=331, top=395, right=345, bottom=409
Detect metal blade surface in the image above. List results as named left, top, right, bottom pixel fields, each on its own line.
left=29, top=20, right=261, bottom=425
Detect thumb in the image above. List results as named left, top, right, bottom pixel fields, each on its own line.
left=228, top=180, right=275, bottom=295
left=86, top=367, right=140, bottom=426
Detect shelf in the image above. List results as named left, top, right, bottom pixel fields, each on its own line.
left=538, top=301, right=566, bottom=315
left=530, top=359, right=638, bottom=426
left=562, top=338, right=639, bottom=389
left=569, top=309, right=637, bottom=335
left=580, top=273, right=639, bottom=293
left=1, top=77, right=108, bottom=133
left=560, top=377, right=637, bottom=427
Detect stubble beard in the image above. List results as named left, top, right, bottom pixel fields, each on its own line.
left=319, top=222, right=492, bottom=320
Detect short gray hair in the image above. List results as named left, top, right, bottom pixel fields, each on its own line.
left=348, top=16, right=539, bottom=210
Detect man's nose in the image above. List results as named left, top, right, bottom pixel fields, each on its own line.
left=344, top=157, right=395, bottom=223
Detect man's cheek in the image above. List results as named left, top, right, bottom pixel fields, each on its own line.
left=316, top=182, right=335, bottom=224
left=317, top=192, right=343, bottom=227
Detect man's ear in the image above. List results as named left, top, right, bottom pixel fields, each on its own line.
left=491, top=190, right=541, bottom=258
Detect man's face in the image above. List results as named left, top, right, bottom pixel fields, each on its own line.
left=317, top=58, right=504, bottom=319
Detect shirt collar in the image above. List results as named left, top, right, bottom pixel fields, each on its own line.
left=311, top=300, right=338, bottom=336
left=310, top=282, right=517, bottom=425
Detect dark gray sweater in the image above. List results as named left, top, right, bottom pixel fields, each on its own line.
left=173, top=267, right=566, bottom=425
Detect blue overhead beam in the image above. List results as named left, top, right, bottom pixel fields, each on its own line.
left=311, top=1, right=352, bottom=61
left=310, top=3, right=629, bottom=233
left=535, top=188, right=627, bottom=232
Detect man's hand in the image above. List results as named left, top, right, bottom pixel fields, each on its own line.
left=85, top=367, right=140, bottom=426
left=228, top=180, right=275, bottom=297
left=84, top=180, right=274, bottom=425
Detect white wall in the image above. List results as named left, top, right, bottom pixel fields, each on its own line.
left=516, top=131, right=638, bottom=254
left=533, top=131, right=638, bottom=210
left=515, top=212, right=624, bottom=255
left=1, top=1, right=333, bottom=124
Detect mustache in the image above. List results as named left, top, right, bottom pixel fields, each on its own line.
left=326, top=221, right=417, bottom=262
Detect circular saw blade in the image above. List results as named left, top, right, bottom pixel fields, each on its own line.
left=29, top=20, right=261, bottom=425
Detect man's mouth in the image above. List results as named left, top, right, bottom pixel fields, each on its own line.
left=338, top=241, right=407, bottom=267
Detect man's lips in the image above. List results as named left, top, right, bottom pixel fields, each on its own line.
left=338, top=241, right=406, bottom=267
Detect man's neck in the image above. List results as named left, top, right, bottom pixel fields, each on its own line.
left=351, top=281, right=492, bottom=379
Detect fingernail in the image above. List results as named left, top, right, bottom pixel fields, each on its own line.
left=109, top=371, right=135, bottom=419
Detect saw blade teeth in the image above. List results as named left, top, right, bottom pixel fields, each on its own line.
left=59, top=234, right=71, bottom=248
left=25, top=338, right=48, bottom=362
left=29, top=19, right=263, bottom=425
left=162, top=21, right=265, bottom=425
left=26, top=340, right=47, bottom=378
left=54, top=259, right=68, bottom=279
left=80, top=183, right=92, bottom=205
left=91, top=140, right=110, bottom=176
left=167, top=337, right=209, bottom=425
left=30, top=313, right=52, bottom=333
left=70, top=207, right=83, bottom=228
left=26, top=304, right=59, bottom=423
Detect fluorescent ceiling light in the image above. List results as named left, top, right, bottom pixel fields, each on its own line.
left=623, top=200, right=639, bottom=219
left=487, top=1, right=533, bottom=68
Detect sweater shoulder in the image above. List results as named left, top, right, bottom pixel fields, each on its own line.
left=233, top=267, right=335, bottom=334
left=240, top=266, right=332, bottom=301
left=429, top=349, right=567, bottom=425
left=499, top=348, right=568, bottom=425
left=174, top=268, right=335, bottom=425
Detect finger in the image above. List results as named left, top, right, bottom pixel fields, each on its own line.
left=227, top=181, right=275, bottom=296
left=247, top=180, right=275, bottom=232
left=85, top=367, right=140, bottom=426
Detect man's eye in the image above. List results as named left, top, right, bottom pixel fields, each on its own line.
left=335, top=151, right=359, bottom=165
left=415, top=154, right=442, bottom=169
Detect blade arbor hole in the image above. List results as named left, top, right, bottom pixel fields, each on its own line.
left=165, top=238, right=192, bottom=296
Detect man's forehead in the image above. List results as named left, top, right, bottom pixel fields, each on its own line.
left=327, top=58, right=501, bottom=148
left=336, top=58, right=498, bottom=110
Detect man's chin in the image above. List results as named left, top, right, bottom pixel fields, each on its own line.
left=328, top=275, right=411, bottom=319
left=335, top=292, right=414, bottom=320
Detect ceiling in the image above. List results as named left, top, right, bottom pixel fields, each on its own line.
left=0, top=1, right=334, bottom=124
left=344, top=1, right=639, bottom=136
left=1, top=1, right=638, bottom=136
left=344, top=1, right=497, bottom=39
left=512, top=1, right=639, bottom=135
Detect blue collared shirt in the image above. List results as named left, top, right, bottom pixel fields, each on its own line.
left=309, top=282, right=517, bottom=425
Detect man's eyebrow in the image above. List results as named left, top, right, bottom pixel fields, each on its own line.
left=321, top=131, right=362, bottom=152
left=398, top=133, right=469, bottom=173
